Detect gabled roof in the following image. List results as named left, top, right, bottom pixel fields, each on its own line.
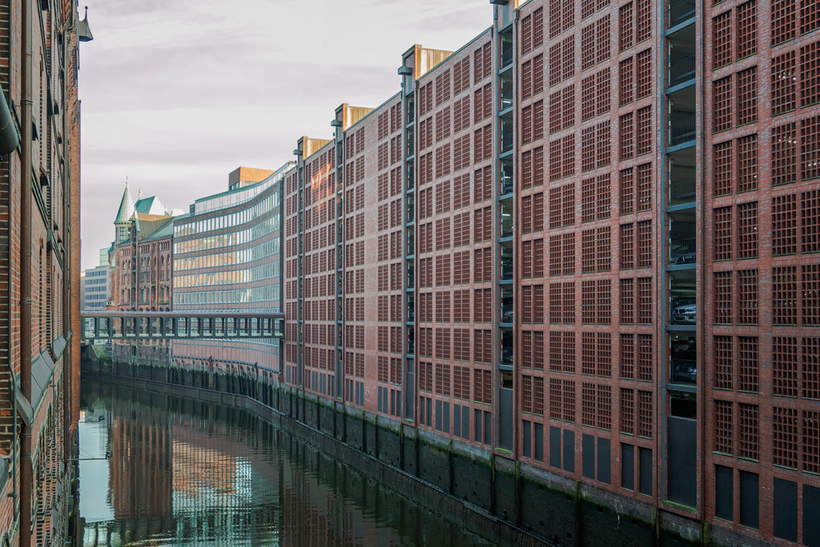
left=134, top=196, right=166, bottom=216
left=114, top=183, right=135, bottom=224
left=133, top=213, right=173, bottom=241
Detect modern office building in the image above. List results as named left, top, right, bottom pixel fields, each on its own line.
left=171, top=166, right=289, bottom=373
left=280, top=1, right=820, bottom=545
left=82, top=264, right=110, bottom=311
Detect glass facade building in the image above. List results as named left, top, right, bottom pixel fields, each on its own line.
left=172, top=165, right=291, bottom=372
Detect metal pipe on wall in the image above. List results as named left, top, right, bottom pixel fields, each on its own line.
left=20, top=0, right=34, bottom=543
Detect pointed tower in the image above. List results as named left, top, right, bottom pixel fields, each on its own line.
left=114, top=180, right=135, bottom=244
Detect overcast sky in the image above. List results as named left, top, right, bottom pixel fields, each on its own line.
left=80, top=0, right=491, bottom=269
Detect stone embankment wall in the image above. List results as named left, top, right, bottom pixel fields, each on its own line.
left=82, top=349, right=715, bottom=547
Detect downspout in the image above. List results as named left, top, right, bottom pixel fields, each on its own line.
left=20, top=0, right=34, bottom=544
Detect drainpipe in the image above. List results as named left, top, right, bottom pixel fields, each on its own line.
left=20, top=0, right=34, bottom=544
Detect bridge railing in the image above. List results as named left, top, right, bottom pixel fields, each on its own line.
left=81, top=312, right=284, bottom=342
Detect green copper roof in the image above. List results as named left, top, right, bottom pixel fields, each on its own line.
left=114, top=183, right=135, bottom=225
left=134, top=196, right=166, bottom=216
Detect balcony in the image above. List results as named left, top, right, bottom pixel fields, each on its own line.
left=500, top=326, right=513, bottom=365
left=499, top=201, right=514, bottom=239
left=668, top=208, right=696, bottom=267
left=670, top=115, right=696, bottom=146
left=500, top=30, right=513, bottom=69
left=499, top=111, right=513, bottom=154
left=670, top=238, right=696, bottom=265
left=499, top=157, right=514, bottom=197
left=669, top=0, right=695, bottom=28
left=500, top=286, right=513, bottom=324
left=669, top=269, right=696, bottom=327
left=669, top=55, right=695, bottom=88
left=670, top=335, right=696, bottom=385
left=668, top=146, right=696, bottom=206
left=671, top=359, right=697, bottom=384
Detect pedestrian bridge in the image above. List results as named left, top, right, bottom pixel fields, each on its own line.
left=80, top=311, right=284, bottom=342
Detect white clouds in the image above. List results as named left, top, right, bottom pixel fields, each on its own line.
left=80, top=0, right=490, bottom=268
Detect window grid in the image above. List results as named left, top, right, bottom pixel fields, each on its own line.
left=636, top=107, right=651, bottom=155
left=804, top=337, right=818, bottom=387
left=773, top=406, right=799, bottom=469
left=737, top=201, right=758, bottom=259
left=773, top=123, right=797, bottom=186
left=637, top=334, right=652, bottom=381
left=621, top=278, right=635, bottom=324
left=737, top=270, right=758, bottom=325
left=714, top=206, right=733, bottom=261
left=562, top=85, right=574, bottom=128
left=638, top=391, right=652, bottom=438
left=636, top=49, right=651, bottom=99
left=597, top=385, right=612, bottom=430
left=597, top=332, right=612, bottom=376
left=772, top=0, right=795, bottom=45
left=773, top=267, right=798, bottom=325
left=738, top=336, right=759, bottom=392
left=738, top=403, right=759, bottom=460
left=804, top=409, right=820, bottom=473
left=619, top=3, right=634, bottom=51
left=736, top=2, right=757, bottom=60
left=563, top=380, right=576, bottom=423
left=620, top=113, right=634, bottom=160
left=801, top=116, right=820, bottom=181
left=621, top=223, right=635, bottom=269
left=772, top=51, right=797, bottom=115
left=773, top=337, right=798, bottom=397
left=737, top=135, right=758, bottom=193
left=801, top=41, right=820, bottom=108
left=620, top=167, right=634, bottom=214
left=582, top=332, right=596, bottom=374
left=714, top=77, right=733, bottom=132
left=597, top=279, right=611, bottom=324
left=715, top=400, right=733, bottom=454
left=620, top=58, right=634, bottom=105
left=621, top=333, right=635, bottom=379
left=636, top=163, right=652, bottom=211
left=596, top=69, right=611, bottom=115
left=804, top=264, right=820, bottom=325
left=803, top=189, right=820, bottom=253
left=713, top=11, right=732, bottom=69
left=597, top=227, right=611, bottom=271
left=621, top=388, right=635, bottom=434
left=582, top=383, right=596, bottom=426
left=637, top=221, right=652, bottom=269
left=715, top=336, right=733, bottom=390
left=596, top=16, right=611, bottom=63
left=714, top=271, right=733, bottom=323
left=737, top=67, right=758, bottom=126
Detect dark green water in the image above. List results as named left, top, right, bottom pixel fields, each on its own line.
left=78, top=380, right=494, bottom=546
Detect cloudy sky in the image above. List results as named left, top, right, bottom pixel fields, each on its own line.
left=79, top=0, right=492, bottom=269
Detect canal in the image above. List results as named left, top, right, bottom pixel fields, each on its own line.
left=77, top=379, right=499, bottom=546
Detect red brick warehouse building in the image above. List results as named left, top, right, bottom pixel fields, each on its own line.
left=281, top=1, right=820, bottom=546
left=0, top=0, right=86, bottom=546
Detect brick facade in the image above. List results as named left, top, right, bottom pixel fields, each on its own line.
left=0, top=0, right=82, bottom=545
left=279, top=1, right=820, bottom=546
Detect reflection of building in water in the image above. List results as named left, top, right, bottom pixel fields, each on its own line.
left=84, top=384, right=481, bottom=546
left=107, top=394, right=173, bottom=519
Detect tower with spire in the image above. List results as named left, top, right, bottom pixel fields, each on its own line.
left=114, top=179, right=135, bottom=244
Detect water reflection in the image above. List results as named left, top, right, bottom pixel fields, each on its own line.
left=78, top=381, right=493, bottom=546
